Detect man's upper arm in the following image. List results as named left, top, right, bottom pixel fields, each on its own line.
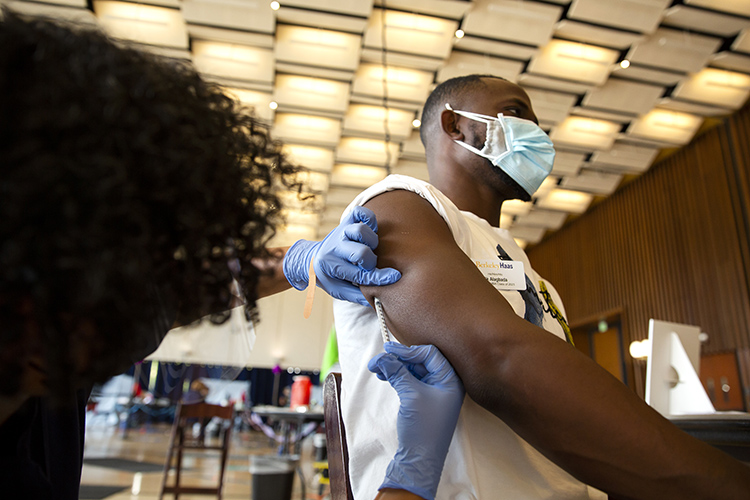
left=359, top=189, right=525, bottom=400
left=358, top=191, right=750, bottom=500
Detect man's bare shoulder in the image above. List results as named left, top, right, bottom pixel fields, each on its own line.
left=358, top=188, right=503, bottom=348
left=361, top=188, right=455, bottom=257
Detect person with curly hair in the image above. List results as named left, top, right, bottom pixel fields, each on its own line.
left=0, top=10, right=399, bottom=498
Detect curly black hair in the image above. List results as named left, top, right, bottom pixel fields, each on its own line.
left=0, top=11, right=299, bottom=399
left=420, top=74, right=531, bottom=202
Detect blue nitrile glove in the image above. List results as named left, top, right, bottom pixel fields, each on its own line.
left=283, top=206, right=401, bottom=307
left=368, top=342, right=465, bottom=500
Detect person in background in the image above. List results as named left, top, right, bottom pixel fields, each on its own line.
left=0, top=10, right=397, bottom=499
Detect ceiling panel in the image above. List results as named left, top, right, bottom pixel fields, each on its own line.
left=527, top=40, right=619, bottom=86
left=509, top=225, right=548, bottom=245
left=567, top=0, right=672, bottom=34
left=551, top=151, right=587, bottom=176
left=627, top=108, right=703, bottom=145
left=582, top=79, right=664, bottom=115
left=517, top=73, right=596, bottom=95
left=374, top=0, right=472, bottom=19
left=272, top=113, right=343, bottom=148
left=589, top=142, right=660, bottom=173
left=290, top=170, right=331, bottom=194
left=364, top=9, right=458, bottom=60
left=343, top=105, right=415, bottom=141
left=275, top=25, right=361, bottom=71
left=672, top=68, right=750, bottom=109
left=16, top=0, right=750, bottom=246
left=325, top=186, right=368, bottom=207
left=685, top=0, right=750, bottom=17
left=352, top=63, right=433, bottom=103
left=192, top=40, right=274, bottom=84
left=182, top=0, right=274, bottom=34
left=571, top=106, right=636, bottom=124
left=438, top=52, right=525, bottom=84
left=501, top=199, right=533, bottom=217
left=711, top=52, right=750, bottom=74
left=733, top=29, right=750, bottom=54
left=7, top=0, right=97, bottom=24
left=461, top=0, right=563, bottom=47
left=274, top=74, right=350, bottom=115
left=276, top=6, right=369, bottom=33
left=452, top=36, right=538, bottom=60
left=281, top=0, right=373, bottom=18
left=335, top=137, right=400, bottom=168
left=400, top=130, right=427, bottom=161
left=554, top=20, right=645, bottom=49
left=281, top=144, right=335, bottom=173
left=609, top=64, right=684, bottom=86
left=330, top=164, right=389, bottom=188
left=559, top=169, right=623, bottom=195
left=524, top=88, right=579, bottom=125
left=536, top=188, right=593, bottom=214
left=657, top=97, right=735, bottom=117
left=626, top=28, right=722, bottom=74
left=550, top=116, right=621, bottom=151
left=515, top=209, right=569, bottom=230
left=223, top=87, right=275, bottom=123
left=662, top=5, right=750, bottom=37
left=392, top=159, right=430, bottom=182
left=94, top=1, right=188, bottom=48
left=187, top=25, right=274, bottom=48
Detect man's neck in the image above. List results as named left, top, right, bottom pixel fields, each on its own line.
left=429, top=171, right=509, bottom=228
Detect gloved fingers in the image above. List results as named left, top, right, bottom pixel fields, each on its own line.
left=367, top=352, right=391, bottom=381
left=316, top=253, right=401, bottom=291
left=384, top=343, right=459, bottom=387
left=329, top=239, right=378, bottom=270
left=348, top=206, right=378, bottom=233
left=322, top=280, right=370, bottom=307
left=384, top=342, right=436, bottom=365
left=342, top=222, right=379, bottom=253
left=344, top=267, right=402, bottom=287
left=383, top=343, right=431, bottom=379
left=367, top=352, right=419, bottom=395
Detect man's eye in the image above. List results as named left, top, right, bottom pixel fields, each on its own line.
left=505, top=107, right=521, bottom=116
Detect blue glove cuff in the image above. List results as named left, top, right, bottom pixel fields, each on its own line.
left=282, top=239, right=316, bottom=291
left=379, top=479, right=435, bottom=500
left=380, top=451, right=444, bottom=500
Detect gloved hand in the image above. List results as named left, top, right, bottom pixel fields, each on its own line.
left=368, top=342, right=465, bottom=500
left=283, top=206, right=401, bottom=306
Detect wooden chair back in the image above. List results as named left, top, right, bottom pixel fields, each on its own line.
left=324, top=372, right=354, bottom=500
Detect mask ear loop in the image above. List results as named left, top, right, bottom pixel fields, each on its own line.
left=445, top=103, right=498, bottom=158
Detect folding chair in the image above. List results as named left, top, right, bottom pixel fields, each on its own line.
left=159, top=402, right=234, bottom=499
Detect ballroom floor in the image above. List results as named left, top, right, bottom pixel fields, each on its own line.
left=80, top=416, right=325, bottom=500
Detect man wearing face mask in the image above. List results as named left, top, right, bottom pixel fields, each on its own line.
left=332, top=74, right=750, bottom=500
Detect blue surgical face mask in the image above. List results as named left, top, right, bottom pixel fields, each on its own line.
left=445, top=103, right=555, bottom=197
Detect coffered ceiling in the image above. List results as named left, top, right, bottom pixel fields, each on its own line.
left=7, top=0, right=750, bottom=247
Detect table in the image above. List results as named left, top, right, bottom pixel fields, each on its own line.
left=250, top=405, right=325, bottom=455
left=669, top=413, right=750, bottom=463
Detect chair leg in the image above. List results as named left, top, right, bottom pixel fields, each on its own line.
left=174, top=426, right=185, bottom=500
left=217, top=426, right=231, bottom=500
left=160, top=414, right=181, bottom=500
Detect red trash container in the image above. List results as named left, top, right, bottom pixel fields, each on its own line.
left=290, top=375, right=311, bottom=409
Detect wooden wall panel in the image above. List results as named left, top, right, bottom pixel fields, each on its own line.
left=527, top=103, right=750, bottom=398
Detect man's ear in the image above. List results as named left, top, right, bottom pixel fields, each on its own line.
left=440, top=108, right=464, bottom=141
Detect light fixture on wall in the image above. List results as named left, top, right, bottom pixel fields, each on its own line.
left=629, top=339, right=651, bottom=359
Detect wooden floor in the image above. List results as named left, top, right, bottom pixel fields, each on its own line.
left=81, top=416, right=326, bottom=500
